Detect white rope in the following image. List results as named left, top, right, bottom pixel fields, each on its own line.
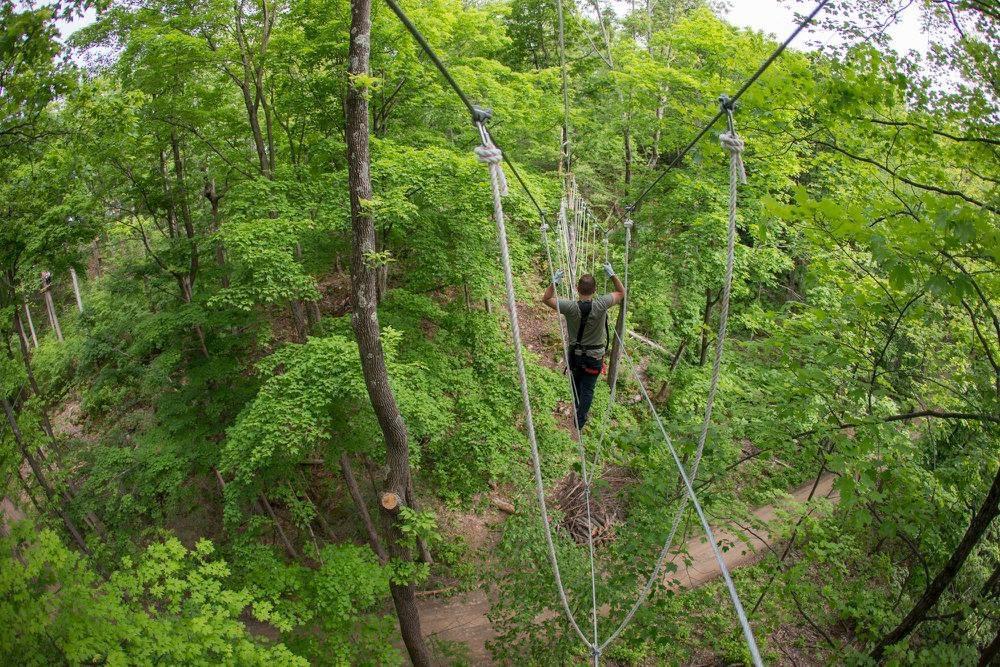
left=475, top=123, right=597, bottom=654
left=598, top=118, right=759, bottom=664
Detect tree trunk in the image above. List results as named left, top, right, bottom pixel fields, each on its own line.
left=871, top=463, right=1000, bottom=661
left=2, top=397, right=89, bottom=554
left=204, top=177, right=229, bottom=288
left=23, top=303, right=38, bottom=348
left=69, top=268, right=83, bottom=312
left=41, top=277, right=62, bottom=342
left=980, top=628, right=1000, bottom=667
left=345, top=0, right=430, bottom=661
left=655, top=337, right=688, bottom=401
left=623, top=123, right=633, bottom=187
left=606, top=224, right=635, bottom=388
left=289, top=301, right=308, bottom=342
left=13, top=308, right=56, bottom=443
left=607, top=298, right=627, bottom=389
left=260, top=493, right=299, bottom=560
left=339, top=452, right=388, bottom=563
left=293, top=241, right=316, bottom=331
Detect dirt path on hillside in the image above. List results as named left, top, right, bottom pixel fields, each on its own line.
left=416, top=473, right=839, bottom=664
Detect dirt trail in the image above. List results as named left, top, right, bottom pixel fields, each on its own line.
left=416, top=473, right=839, bottom=664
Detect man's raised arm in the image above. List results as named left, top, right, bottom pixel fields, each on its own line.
left=542, top=269, right=564, bottom=311
left=604, top=263, right=626, bottom=305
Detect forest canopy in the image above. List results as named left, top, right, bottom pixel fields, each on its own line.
left=1, top=0, right=997, bottom=664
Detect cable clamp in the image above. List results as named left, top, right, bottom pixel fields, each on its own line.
left=718, top=94, right=736, bottom=112
left=471, top=105, right=493, bottom=125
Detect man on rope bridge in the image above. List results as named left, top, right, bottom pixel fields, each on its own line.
left=541, top=263, right=625, bottom=428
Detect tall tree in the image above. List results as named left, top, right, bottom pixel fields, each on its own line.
left=344, top=0, right=430, bottom=663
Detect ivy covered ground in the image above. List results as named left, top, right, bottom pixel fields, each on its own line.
left=1, top=0, right=997, bottom=664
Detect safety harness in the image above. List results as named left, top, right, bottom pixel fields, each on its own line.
left=570, top=300, right=609, bottom=375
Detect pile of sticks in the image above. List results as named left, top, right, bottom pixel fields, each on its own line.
left=553, top=467, right=631, bottom=546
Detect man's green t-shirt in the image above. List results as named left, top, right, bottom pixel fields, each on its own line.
left=557, top=294, right=615, bottom=358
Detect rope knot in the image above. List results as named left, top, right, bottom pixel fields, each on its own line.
left=474, top=143, right=509, bottom=196
left=624, top=218, right=634, bottom=230
left=719, top=131, right=747, bottom=184
left=541, top=223, right=549, bottom=232
left=475, top=144, right=503, bottom=165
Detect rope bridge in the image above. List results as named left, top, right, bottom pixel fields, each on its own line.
left=382, top=0, right=832, bottom=661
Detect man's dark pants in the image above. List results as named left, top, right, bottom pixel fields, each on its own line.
left=571, top=366, right=600, bottom=428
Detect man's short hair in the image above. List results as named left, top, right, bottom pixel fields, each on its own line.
left=578, top=274, right=597, bottom=296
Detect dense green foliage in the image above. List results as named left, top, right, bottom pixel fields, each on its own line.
left=1, top=0, right=997, bottom=664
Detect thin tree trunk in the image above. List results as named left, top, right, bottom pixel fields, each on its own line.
left=293, top=241, right=316, bottom=331
left=23, top=303, right=38, bottom=347
left=871, top=463, right=1000, bottom=661
left=289, top=301, right=308, bottom=342
left=345, top=0, right=430, bottom=661
left=980, top=628, right=1000, bottom=667
left=2, top=397, right=89, bottom=554
left=339, top=452, right=388, bottom=563
left=655, top=337, right=688, bottom=401
left=41, top=276, right=62, bottom=342
left=606, top=224, right=634, bottom=388
left=13, top=309, right=56, bottom=443
left=302, top=487, right=336, bottom=542
left=69, top=268, right=83, bottom=312
left=623, top=124, right=633, bottom=187
left=260, top=493, right=299, bottom=560
left=204, top=177, right=229, bottom=288
left=607, top=299, right=627, bottom=388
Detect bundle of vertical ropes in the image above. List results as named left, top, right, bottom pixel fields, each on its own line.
left=382, top=0, right=832, bottom=662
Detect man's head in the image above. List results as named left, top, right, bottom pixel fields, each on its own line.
left=577, top=274, right=597, bottom=297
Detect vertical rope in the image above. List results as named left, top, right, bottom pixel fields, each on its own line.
left=475, top=124, right=596, bottom=654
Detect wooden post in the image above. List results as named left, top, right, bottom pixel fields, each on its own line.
left=23, top=304, right=38, bottom=348
left=69, top=267, right=83, bottom=312
left=40, top=272, right=62, bottom=342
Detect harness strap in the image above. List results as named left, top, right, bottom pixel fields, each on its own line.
left=574, top=300, right=592, bottom=346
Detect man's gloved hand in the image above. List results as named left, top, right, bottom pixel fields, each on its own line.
left=603, top=262, right=615, bottom=278
left=552, top=269, right=565, bottom=286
